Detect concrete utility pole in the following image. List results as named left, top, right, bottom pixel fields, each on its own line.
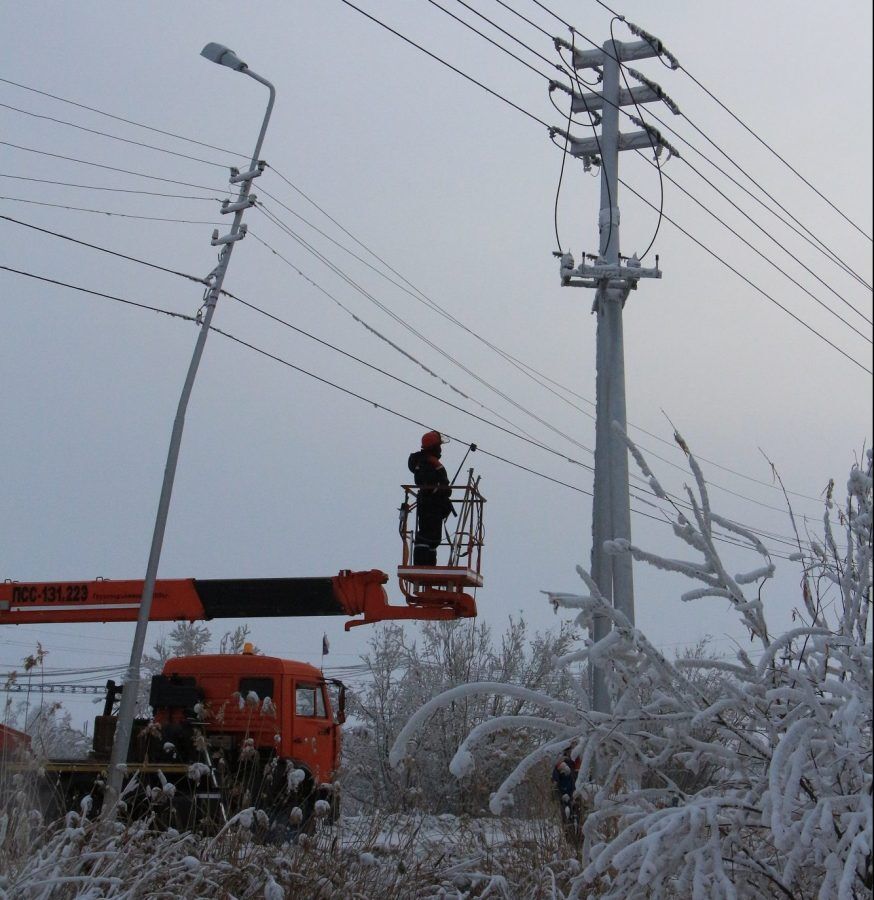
left=101, top=44, right=275, bottom=821
left=551, top=28, right=680, bottom=712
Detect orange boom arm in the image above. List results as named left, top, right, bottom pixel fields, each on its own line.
left=0, top=569, right=475, bottom=630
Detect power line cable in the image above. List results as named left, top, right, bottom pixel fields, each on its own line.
left=226, top=269, right=599, bottom=467
left=630, top=156, right=872, bottom=344
left=658, top=151, right=873, bottom=325
left=0, top=100, right=232, bottom=169
left=452, top=0, right=563, bottom=71
left=3, top=209, right=826, bottom=526
left=246, top=222, right=827, bottom=540
left=614, top=177, right=872, bottom=375
left=337, top=0, right=551, bottom=129
left=528, top=0, right=570, bottom=28
left=253, top=210, right=543, bottom=443
left=0, top=264, right=197, bottom=323
left=0, top=259, right=805, bottom=558
left=0, top=75, right=248, bottom=158
left=0, top=141, right=228, bottom=194
left=255, top=201, right=597, bottom=454
left=387, top=9, right=873, bottom=371
left=675, top=64, right=872, bottom=243
left=0, top=214, right=211, bottom=286
left=0, top=78, right=836, bottom=510
left=0, top=195, right=220, bottom=226
left=259, top=171, right=830, bottom=507
left=425, top=0, right=556, bottom=82
left=640, top=107, right=873, bottom=295
left=491, top=0, right=554, bottom=40
left=206, top=323, right=799, bottom=559
left=665, top=110, right=872, bottom=293
left=0, top=172, right=224, bottom=202
left=0, top=72, right=836, bottom=508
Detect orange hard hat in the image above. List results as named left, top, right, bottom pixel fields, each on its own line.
left=421, top=430, right=448, bottom=450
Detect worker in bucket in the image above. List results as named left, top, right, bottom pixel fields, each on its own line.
left=408, top=431, right=454, bottom=565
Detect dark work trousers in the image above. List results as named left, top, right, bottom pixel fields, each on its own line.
left=413, top=507, right=444, bottom=565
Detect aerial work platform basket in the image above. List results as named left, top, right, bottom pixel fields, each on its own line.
left=397, top=469, right=485, bottom=613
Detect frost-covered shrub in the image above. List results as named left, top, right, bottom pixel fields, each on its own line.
left=343, top=617, right=578, bottom=815
left=391, top=438, right=872, bottom=899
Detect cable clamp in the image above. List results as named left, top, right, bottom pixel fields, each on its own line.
left=229, top=161, right=266, bottom=184
left=211, top=224, right=248, bottom=246
left=220, top=195, right=257, bottom=214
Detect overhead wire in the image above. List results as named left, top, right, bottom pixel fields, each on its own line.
left=11, top=89, right=868, bottom=342
left=254, top=199, right=598, bottom=454
left=398, top=6, right=871, bottom=366
left=0, top=75, right=249, bottom=158
left=382, top=0, right=871, bottom=374
left=630, top=155, right=871, bottom=344
left=259, top=167, right=830, bottom=507
left=393, top=7, right=871, bottom=368
left=1, top=252, right=808, bottom=557
left=651, top=145, right=873, bottom=325
left=336, top=0, right=551, bottom=129
left=0, top=214, right=211, bottom=286
left=0, top=195, right=221, bottom=226
left=1, top=56, right=844, bottom=524
left=558, top=18, right=873, bottom=293
left=0, top=100, right=233, bottom=169
left=2, top=207, right=828, bottom=524
left=640, top=105, right=873, bottom=297
left=0, top=74, right=856, bottom=482
left=206, top=321, right=799, bottom=558
left=675, top=65, right=873, bottom=242
left=614, top=176, right=872, bottom=374
left=0, top=264, right=198, bottom=323
left=425, top=0, right=557, bottom=83
left=667, top=110, right=872, bottom=293
left=491, top=0, right=555, bottom=40
left=0, top=71, right=841, bottom=510
left=0, top=173, right=224, bottom=202
left=0, top=141, right=228, bottom=194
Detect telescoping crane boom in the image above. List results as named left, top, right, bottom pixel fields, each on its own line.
left=0, top=472, right=485, bottom=632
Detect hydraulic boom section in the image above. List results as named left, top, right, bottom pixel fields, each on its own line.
left=0, top=568, right=475, bottom=631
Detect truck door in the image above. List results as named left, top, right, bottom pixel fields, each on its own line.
left=290, top=680, right=332, bottom=782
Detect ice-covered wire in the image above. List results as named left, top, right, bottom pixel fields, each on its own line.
left=615, top=177, right=873, bottom=375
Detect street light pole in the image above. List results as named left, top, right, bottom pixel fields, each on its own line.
left=101, top=44, right=275, bottom=821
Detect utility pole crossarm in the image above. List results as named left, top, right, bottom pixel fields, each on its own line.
left=571, top=83, right=662, bottom=114
left=555, top=36, right=662, bottom=69
left=557, top=127, right=676, bottom=159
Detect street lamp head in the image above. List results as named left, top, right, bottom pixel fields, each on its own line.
left=200, top=42, right=247, bottom=72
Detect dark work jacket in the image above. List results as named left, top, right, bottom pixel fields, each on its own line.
left=552, top=760, right=576, bottom=798
left=408, top=451, right=453, bottom=519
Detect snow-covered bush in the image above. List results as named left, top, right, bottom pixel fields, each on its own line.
left=391, top=438, right=872, bottom=898
left=343, top=617, right=578, bottom=815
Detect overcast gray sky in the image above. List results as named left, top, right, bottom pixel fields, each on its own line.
left=2, top=1, right=872, bottom=723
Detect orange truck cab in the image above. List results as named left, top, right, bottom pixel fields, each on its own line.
left=120, top=650, right=348, bottom=829
left=155, top=652, right=344, bottom=785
